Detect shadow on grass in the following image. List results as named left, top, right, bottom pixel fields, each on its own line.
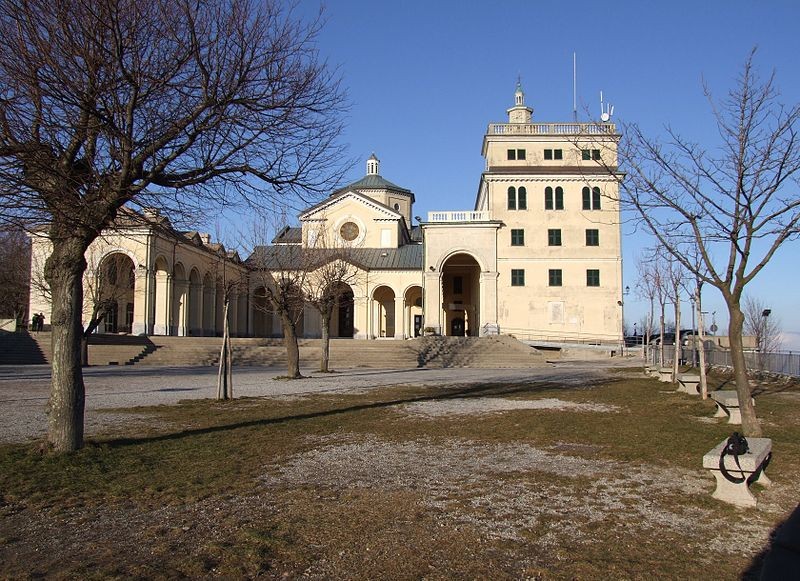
left=102, top=376, right=616, bottom=449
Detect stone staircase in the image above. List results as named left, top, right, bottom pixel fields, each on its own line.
left=0, top=333, right=547, bottom=369
left=0, top=331, right=49, bottom=364
left=413, top=335, right=547, bottom=368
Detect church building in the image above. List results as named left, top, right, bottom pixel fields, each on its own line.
left=28, top=83, right=623, bottom=344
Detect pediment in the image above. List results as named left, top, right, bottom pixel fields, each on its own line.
left=300, top=190, right=401, bottom=222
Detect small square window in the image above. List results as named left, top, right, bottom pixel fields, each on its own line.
left=592, top=149, right=601, bottom=160
left=553, top=149, right=563, bottom=160
left=511, top=229, right=524, bottom=246
left=582, top=149, right=591, bottom=160
left=511, top=269, right=525, bottom=287
left=516, top=149, right=526, bottom=160
left=507, top=149, right=516, bottom=160
left=586, top=269, right=600, bottom=287
left=586, top=229, right=599, bottom=246
left=548, top=269, right=562, bottom=287
left=544, top=149, right=553, bottom=160
left=547, top=229, right=562, bottom=246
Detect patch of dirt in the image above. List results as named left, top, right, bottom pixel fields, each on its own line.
left=398, top=397, right=620, bottom=417
left=259, top=434, right=774, bottom=557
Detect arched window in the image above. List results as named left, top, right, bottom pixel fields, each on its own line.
left=592, top=187, right=601, bottom=210
left=544, top=186, right=553, bottom=210
left=507, top=186, right=516, bottom=210
left=555, top=187, right=564, bottom=210
left=582, top=186, right=590, bottom=210
left=518, top=187, right=527, bottom=210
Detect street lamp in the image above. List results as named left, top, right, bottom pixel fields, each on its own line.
left=760, top=309, right=771, bottom=353
left=621, top=285, right=630, bottom=355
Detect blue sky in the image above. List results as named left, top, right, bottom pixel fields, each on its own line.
left=273, top=0, right=800, bottom=348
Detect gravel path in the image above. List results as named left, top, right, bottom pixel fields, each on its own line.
left=0, top=359, right=633, bottom=444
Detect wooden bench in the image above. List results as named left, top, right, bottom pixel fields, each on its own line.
left=677, top=374, right=700, bottom=395
left=703, top=437, right=772, bottom=507
left=711, top=390, right=754, bottom=425
left=657, top=367, right=673, bottom=382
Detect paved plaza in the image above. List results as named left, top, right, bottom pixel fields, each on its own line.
left=0, top=360, right=627, bottom=444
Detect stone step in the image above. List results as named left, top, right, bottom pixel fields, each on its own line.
left=0, top=333, right=548, bottom=369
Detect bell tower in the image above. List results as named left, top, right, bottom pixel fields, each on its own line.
left=506, top=80, right=533, bottom=124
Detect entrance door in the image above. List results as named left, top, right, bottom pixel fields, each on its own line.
left=414, top=315, right=423, bottom=337
left=450, top=317, right=465, bottom=337
left=337, top=292, right=354, bottom=337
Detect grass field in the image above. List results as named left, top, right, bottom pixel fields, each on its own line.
left=1, top=367, right=798, bottom=579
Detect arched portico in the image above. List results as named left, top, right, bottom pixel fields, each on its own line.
left=440, top=253, right=480, bottom=336
left=96, top=252, right=135, bottom=333
left=371, top=285, right=396, bottom=338
left=188, top=268, right=202, bottom=335
left=404, top=285, right=423, bottom=337
left=330, top=282, right=355, bottom=338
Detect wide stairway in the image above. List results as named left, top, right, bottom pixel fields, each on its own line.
left=0, top=333, right=547, bottom=369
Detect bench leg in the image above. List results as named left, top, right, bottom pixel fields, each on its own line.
left=713, top=403, right=727, bottom=418
left=727, top=407, right=743, bottom=425
left=709, top=469, right=757, bottom=507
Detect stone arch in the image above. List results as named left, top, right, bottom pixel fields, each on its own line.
left=372, top=285, right=396, bottom=338
left=441, top=253, right=481, bottom=337
left=404, top=285, right=423, bottom=337
left=329, top=281, right=354, bottom=338
left=435, top=248, right=487, bottom=273
left=188, top=267, right=202, bottom=335
left=96, top=252, right=135, bottom=333
left=252, top=285, right=274, bottom=337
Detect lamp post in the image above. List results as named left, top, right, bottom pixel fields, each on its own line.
left=620, top=285, right=630, bottom=356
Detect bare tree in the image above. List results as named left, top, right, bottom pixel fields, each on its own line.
left=665, top=256, right=687, bottom=383
left=619, top=51, right=800, bottom=436
left=743, top=295, right=781, bottom=369
left=213, top=246, right=245, bottom=401
left=635, top=253, right=658, bottom=353
left=0, top=0, right=347, bottom=451
left=0, top=227, right=31, bottom=327
left=248, top=223, right=309, bottom=379
left=302, top=228, right=363, bottom=373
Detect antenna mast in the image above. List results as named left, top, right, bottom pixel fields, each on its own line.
left=572, top=52, right=577, bottom=122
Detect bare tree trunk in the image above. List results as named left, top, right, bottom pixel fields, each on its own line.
left=282, top=315, right=301, bottom=378
left=659, top=308, right=665, bottom=368
left=698, top=308, right=708, bottom=399
left=727, top=302, right=761, bottom=436
left=320, top=309, right=331, bottom=372
left=44, top=235, right=89, bottom=452
left=672, top=297, right=681, bottom=382
left=217, top=301, right=232, bottom=400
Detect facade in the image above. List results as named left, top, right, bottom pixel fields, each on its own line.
left=422, top=83, right=623, bottom=342
left=28, top=83, right=623, bottom=344
left=28, top=209, right=251, bottom=337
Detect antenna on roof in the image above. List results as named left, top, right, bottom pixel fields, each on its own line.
left=572, top=52, right=577, bottom=122
left=600, top=90, right=614, bottom=122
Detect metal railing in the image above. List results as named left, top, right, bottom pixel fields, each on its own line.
left=647, top=345, right=800, bottom=377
